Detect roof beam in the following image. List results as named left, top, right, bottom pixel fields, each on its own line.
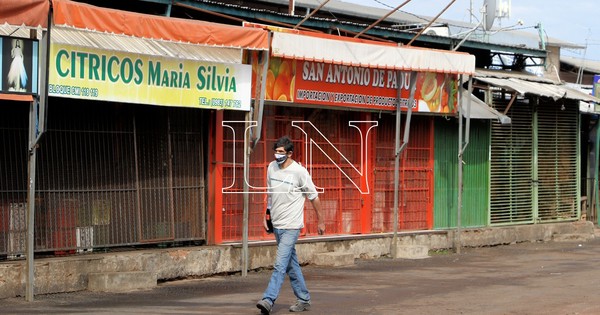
left=171, top=0, right=546, bottom=58
left=354, top=0, right=412, bottom=38
left=294, top=0, right=330, bottom=29
left=175, top=2, right=246, bottom=23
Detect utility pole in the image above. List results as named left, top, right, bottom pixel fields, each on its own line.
left=470, top=0, right=473, bottom=24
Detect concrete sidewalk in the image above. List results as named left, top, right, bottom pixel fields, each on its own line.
left=2, top=233, right=600, bottom=314
left=0, top=221, right=596, bottom=301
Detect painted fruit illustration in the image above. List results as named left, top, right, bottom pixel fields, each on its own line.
left=441, top=78, right=458, bottom=114
left=421, top=73, right=438, bottom=102
left=420, top=73, right=442, bottom=112
left=266, top=58, right=294, bottom=101
left=265, top=70, right=275, bottom=100
left=273, top=74, right=290, bottom=101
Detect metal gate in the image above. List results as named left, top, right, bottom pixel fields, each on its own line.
left=373, top=114, right=433, bottom=232
left=220, top=109, right=273, bottom=242
left=537, top=100, right=579, bottom=221
left=0, top=103, right=30, bottom=258
left=490, top=98, right=534, bottom=225
left=490, top=97, right=579, bottom=225
left=0, top=99, right=207, bottom=258
left=220, top=106, right=366, bottom=242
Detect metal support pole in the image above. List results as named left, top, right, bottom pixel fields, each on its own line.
left=242, top=46, right=269, bottom=276
left=26, top=100, right=38, bottom=302
left=252, top=47, right=270, bottom=149
left=596, top=117, right=600, bottom=225
left=456, top=76, right=472, bottom=254
left=25, top=10, right=51, bottom=300
left=165, top=1, right=172, bottom=16
left=242, top=113, right=252, bottom=277
left=464, top=78, right=472, bottom=148
left=391, top=71, right=417, bottom=257
left=392, top=78, right=402, bottom=257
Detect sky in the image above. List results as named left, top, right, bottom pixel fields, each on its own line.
left=339, top=0, right=600, bottom=62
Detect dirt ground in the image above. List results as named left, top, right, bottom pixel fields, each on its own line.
left=2, top=235, right=600, bottom=315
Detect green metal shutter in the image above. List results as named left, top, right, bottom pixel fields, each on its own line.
left=490, top=99, right=534, bottom=225
left=462, top=119, right=491, bottom=227
left=537, top=101, right=579, bottom=221
left=434, top=117, right=490, bottom=229
left=433, top=118, right=457, bottom=228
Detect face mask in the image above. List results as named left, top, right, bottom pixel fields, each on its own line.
left=274, top=153, right=287, bottom=165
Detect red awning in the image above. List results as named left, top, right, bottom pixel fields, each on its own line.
left=52, top=0, right=269, bottom=50
left=0, top=0, right=49, bottom=28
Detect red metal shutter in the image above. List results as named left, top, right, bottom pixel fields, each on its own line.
left=373, top=114, right=433, bottom=232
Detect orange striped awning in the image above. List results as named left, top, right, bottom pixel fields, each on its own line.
left=52, top=0, right=269, bottom=50
left=0, top=0, right=49, bottom=28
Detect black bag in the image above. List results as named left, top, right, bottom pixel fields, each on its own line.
left=266, top=208, right=274, bottom=234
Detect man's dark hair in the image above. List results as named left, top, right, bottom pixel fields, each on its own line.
left=273, top=136, right=294, bottom=152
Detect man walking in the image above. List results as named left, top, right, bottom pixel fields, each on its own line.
left=256, top=136, right=325, bottom=314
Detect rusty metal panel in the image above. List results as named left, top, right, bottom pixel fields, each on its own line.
left=33, top=100, right=140, bottom=253
left=170, top=110, right=207, bottom=240
left=537, top=100, right=579, bottom=222
left=136, top=108, right=172, bottom=242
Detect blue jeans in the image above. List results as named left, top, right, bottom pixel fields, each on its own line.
left=262, top=228, right=310, bottom=305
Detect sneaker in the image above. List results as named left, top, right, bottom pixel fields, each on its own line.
left=289, top=301, right=311, bottom=312
left=256, top=299, right=272, bottom=314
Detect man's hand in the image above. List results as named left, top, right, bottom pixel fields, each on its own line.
left=310, top=197, right=325, bottom=235
left=264, top=208, right=273, bottom=234
left=263, top=216, right=270, bottom=232
left=317, top=221, right=325, bottom=235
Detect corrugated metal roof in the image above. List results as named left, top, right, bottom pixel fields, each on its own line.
left=476, top=76, right=567, bottom=99
left=52, top=26, right=242, bottom=64
left=476, top=68, right=558, bottom=84
left=561, top=56, right=600, bottom=74
left=563, top=86, right=600, bottom=103
left=0, top=23, right=42, bottom=39
left=211, top=0, right=548, bottom=55
left=461, top=90, right=511, bottom=124
left=263, top=0, right=428, bottom=25
left=262, top=0, right=580, bottom=53
left=475, top=69, right=600, bottom=103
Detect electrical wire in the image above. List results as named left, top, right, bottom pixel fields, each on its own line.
left=372, top=0, right=394, bottom=9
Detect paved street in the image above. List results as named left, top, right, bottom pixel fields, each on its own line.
left=3, top=236, right=600, bottom=315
